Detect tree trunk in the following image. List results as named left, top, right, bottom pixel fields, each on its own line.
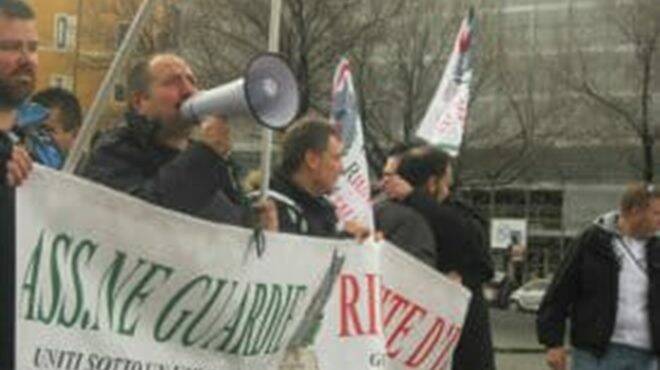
left=643, top=136, right=654, bottom=182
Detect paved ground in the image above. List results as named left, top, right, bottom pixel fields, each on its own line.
left=491, top=308, right=547, bottom=370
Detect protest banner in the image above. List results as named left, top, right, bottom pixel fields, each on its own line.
left=16, top=167, right=341, bottom=370
left=15, top=167, right=469, bottom=370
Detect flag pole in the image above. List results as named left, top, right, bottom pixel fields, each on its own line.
left=259, top=0, right=283, bottom=200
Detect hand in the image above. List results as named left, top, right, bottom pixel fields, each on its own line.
left=0, top=111, right=16, bottom=132
left=381, top=174, right=413, bottom=200
left=253, top=199, right=278, bottom=232
left=546, top=346, right=567, bottom=370
left=200, top=115, right=231, bottom=158
left=447, top=271, right=463, bottom=285
left=6, top=146, right=33, bottom=187
left=344, top=220, right=371, bottom=243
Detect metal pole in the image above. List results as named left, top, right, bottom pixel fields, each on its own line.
left=72, top=0, right=83, bottom=94
left=259, top=0, right=283, bottom=200
left=63, top=0, right=160, bottom=173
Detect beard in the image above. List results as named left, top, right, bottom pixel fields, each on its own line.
left=0, top=78, right=25, bottom=109
left=0, top=70, right=34, bottom=109
left=0, top=78, right=34, bottom=109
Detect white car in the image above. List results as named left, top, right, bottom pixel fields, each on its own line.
left=509, top=278, right=551, bottom=312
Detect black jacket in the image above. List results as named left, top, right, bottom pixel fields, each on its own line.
left=0, top=184, right=14, bottom=370
left=404, top=190, right=494, bottom=289
left=269, top=173, right=339, bottom=237
left=81, top=112, right=248, bottom=226
left=537, top=212, right=660, bottom=356
left=0, top=131, right=14, bottom=369
left=403, top=190, right=496, bottom=370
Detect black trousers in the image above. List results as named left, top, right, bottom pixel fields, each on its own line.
left=452, top=291, right=496, bottom=370
left=1, top=187, right=15, bottom=370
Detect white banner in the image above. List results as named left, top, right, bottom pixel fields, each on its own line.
left=329, top=57, right=375, bottom=230
left=309, top=241, right=471, bottom=370
left=416, top=8, right=476, bottom=157
left=381, top=245, right=470, bottom=370
left=16, top=167, right=342, bottom=370
left=16, top=167, right=470, bottom=370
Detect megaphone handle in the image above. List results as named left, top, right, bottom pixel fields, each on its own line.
left=258, top=130, right=273, bottom=202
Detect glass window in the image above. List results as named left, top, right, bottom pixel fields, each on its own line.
left=49, top=75, right=73, bottom=91
left=54, top=14, right=77, bottom=51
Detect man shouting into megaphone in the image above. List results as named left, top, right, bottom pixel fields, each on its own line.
left=81, top=54, right=277, bottom=230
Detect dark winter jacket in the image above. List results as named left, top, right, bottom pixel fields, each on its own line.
left=81, top=112, right=248, bottom=226
left=537, top=211, right=660, bottom=356
left=1, top=130, right=15, bottom=369
left=269, top=173, right=339, bottom=237
left=0, top=183, right=14, bottom=370
left=402, top=190, right=496, bottom=370
left=403, top=190, right=494, bottom=290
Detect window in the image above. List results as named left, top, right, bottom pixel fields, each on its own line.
left=114, top=84, right=125, bottom=102
left=54, top=13, right=77, bottom=51
left=50, top=74, right=73, bottom=91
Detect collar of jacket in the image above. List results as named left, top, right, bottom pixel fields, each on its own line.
left=123, top=110, right=163, bottom=148
left=271, top=172, right=332, bottom=212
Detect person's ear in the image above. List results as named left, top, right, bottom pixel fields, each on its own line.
left=304, top=150, right=321, bottom=170
left=130, top=91, right=149, bottom=113
left=425, top=175, right=438, bottom=195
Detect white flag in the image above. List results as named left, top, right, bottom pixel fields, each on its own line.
left=328, top=57, right=375, bottom=230
left=416, top=8, right=476, bottom=157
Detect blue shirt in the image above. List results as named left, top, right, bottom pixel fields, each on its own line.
left=16, top=101, right=64, bottom=169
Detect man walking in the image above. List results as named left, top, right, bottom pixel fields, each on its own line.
left=537, top=182, right=660, bottom=370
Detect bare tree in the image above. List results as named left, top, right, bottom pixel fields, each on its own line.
left=81, top=0, right=181, bottom=60
left=350, top=1, right=499, bottom=174
left=465, top=53, right=574, bottom=187
left=179, top=0, right=402, bottom=111
left=454, top=4, right=579, bottom=188
left=345, top=1, right=461, bottom=173
left=558, top=0, right=660, bottom=181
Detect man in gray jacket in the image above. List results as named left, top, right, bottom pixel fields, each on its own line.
left=374, top=143, right=436, bottom=267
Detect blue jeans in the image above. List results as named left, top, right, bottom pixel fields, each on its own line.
left=572, top=343, right=657, bottom=370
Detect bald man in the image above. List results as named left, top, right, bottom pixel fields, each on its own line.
left=82, top=54, right=275, bottom=229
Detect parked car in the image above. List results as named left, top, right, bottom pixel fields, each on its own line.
left=509, top=278, right=551, bottom=312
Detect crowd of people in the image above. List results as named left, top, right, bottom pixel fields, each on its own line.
left=2, top=1, right=659, bottom=370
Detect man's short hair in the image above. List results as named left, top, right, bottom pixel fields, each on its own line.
left=0, top=0, right=35, bottom=20
left=32, top=88, right=82, bottom=132
left=397, top=146, right=450, bottom=187
left=620, top=182, right=660, bottom=213
left=126, top=54, right=189, bottom=100
left=127, top=58, right=152, bottom=98
left=386, top=139, right=428, bottom=158
left=279, top=118, right=340, bottom=174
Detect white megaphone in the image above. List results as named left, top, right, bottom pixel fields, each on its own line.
left=181, top=53, right=300, bottom=130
